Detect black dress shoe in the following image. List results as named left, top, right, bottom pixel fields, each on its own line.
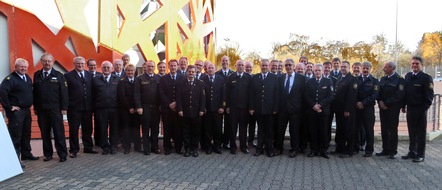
left=164, top=149, right=172, bottom=155
left=330, top=150, right=340, bottom=155
left=375, top=151, right=388, bottom=156
left=192, top=150, right=199, bottom=157
left=222, top=144, right=230, bottom=150
left=298, top=148, right=306, bottom=154
left=359, top=146, right=365, bottom=151
left=230, top=149, right=236, bottom=154
left=152, top=149, right=161, bottom=154
left=266, top=152, right=274, bottom=157
left=213, top=148, right=222, bottom=154
left=21, top=155, right=40, bottom=161
left=339, top=154, right=352, bottom=158
left=412, top=157, right=424, bottom=163
left=69, top=153, right=77, bottom=158
left=110, top=148, right=117, bottom=155
left=254, top=150, right=262, bottom=156
left=241, top=149, right=249, bottom=154
left=320, top=152, right=330, bottom=159
left=123, top=150, right=130, bottom=154
left=363, top=153, right=372, bottom=157
left=273, top=149, right=282, bottom=156
left=184, top=150, right=190, bottom=157
left=248, top=142, right=257, bottom=148
left=206, top=149, right=212, bottom=154
left=144, top=152, right=151, bottom=155
left=389, top=154, right=396, bottom=159
left=289, top=151, right=297, bottom=158
left=43, top=156, right=53, bottom=162
left=102, top=150, right=109, bottom=155
left=84, top=149, right=99, bottom=154
left=59, top=157, right=67, bottom=162
left=401, top=152, right=416, bottom=160
left=307, top=151, right=315, bottom=157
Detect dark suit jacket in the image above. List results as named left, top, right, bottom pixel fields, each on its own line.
left=201, top=74, right=226, bottom=112
left=33, top=69, right=69, bottom=111
left=112, top=71, right=126, bottom=78
left=215, top=69, right=234, bottom=80
left=226, top=72, right=251, bottom=109
left=134, top=74, right=161, bottom=109
left=92, top=74, right=120, bottom=109
left=304, top=78, right=333, bottom=115
left=334, top=74, right=358, bottom=112
left=0, top=72, right=33, bottom=110
left=159, top=73, right=186, bottom=113
left=357, top=75, right=379, bottom=107
left=249, top=73, right=279, bottom=115
left=378, top=72, right=405, bottom=108
left=117, top=77, right=136, bottom=111
left=279, top=73, right=306, bottom=114
left=404, top=71, right=434, bottom=109
left=176, top=79, right=206, bottom=118
left=65, top=70, right=93, bottom=111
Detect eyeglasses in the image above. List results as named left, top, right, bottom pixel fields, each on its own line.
left=41, top=60, right=52, bottom=63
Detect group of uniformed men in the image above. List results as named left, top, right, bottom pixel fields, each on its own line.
left=0, top=53, right=434, bottom=168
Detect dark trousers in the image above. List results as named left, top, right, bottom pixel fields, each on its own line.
left=67, top=110, right=93, bottom=153
left=248, top=114, right=256, bottom=143
left=355, top=107, right=375, bottom=154
left=140, top=107, right=160, bottom=154
left=6, top=109, right=33, bottom=158
left=406, top=106, right=428, bottom=158
left=204, top=111, right=223, bottom=150
left=163, top=112, right=183, bottom=153
left=256, top=114, right=274, bottom=153
left=275, top=111, right=300, bottom=151
left=182, top=116, right=201, bottom=150
left=335, top=110, right=355, bottom=155
left=37, top=109, right=67, bottom=158
left=120, top=110, right=141, bottom=152
left=96, top=108, right=119, bottom=151
left=299, top=111, right=309, bottom=151
left=229, top=108, right=249, bottom=150
left=93, top=113, right=101, bottom=146
left=379, top=107, right=400, bottom=155
left=308, top=113, right=329, bottom=153
left=327, top=104, right=337, bottom=148
left=222, top=113, right=231, bottom=146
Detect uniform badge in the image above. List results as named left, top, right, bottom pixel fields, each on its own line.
left=330, top=86, right=334, bottom=91
left=429, top=83, right=434, bottom=89
left=353, top=83, right=358, bottom=89
left=231, top=80, right=236, bottom=83
left=141, top=81, right=150, bottom=85
left=399, top=84, right=404, bottom=91
left=374, top=85, right=379, bottom=91
left=6, top=76, right=10, bottom=80
left=65, top=81, right=68, bottom=87
left=223, top=102, right=226, bottom=106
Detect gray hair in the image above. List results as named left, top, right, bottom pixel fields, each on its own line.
left=362, top=61, right=372, bottom=69
left=385, top=61, right=396, bottom=70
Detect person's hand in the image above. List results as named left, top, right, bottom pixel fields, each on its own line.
left=129, top=108, right=135, bottom=114
left=356, top=102, right=364, bottom=110
left=249, top=110, right=255, bottom=115
left=11, top=106, right=20, bottom=111
left=226, top=108, right=230, bottom=114
left=136, top=108, right=143, bottom=115
left=218, top=108, right=224, bottom=114
left=344, top=112, right=350, bottom=117
left=199, top=112, right=204, bottom=116
left=169, top=102, right=176, bottom=111
left=178, top=111, right=183, bottom=117
left=61, top=110, right=67, bottom=115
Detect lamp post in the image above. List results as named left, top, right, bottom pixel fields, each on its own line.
left=224, top=38, right=230, bottom=61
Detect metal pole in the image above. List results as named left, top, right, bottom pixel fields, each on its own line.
left=394, top=0, right=399, bottom=64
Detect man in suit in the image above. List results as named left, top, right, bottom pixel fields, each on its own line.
left=33, top=53, right=68, bottom=162
left=117, top=64, right=141, bottom=154
left=329, top=57, right=341, bottom=153
left=177, top=56, right=188, bottom=75
left=87, top=59, right=101, bottom=78
left=376, top=61, right=405, bottom=159
left=305, top=64, right=333, bottom=159
left=226, top=60, right=252, bottom=154
left=402, top=56, right=434, bottom=162
left=295, top=63, right=305, bottom=75
left=277, top=60, right=284, bottom=75
left=157, top=61, right=167, bottom=76
left=274, top=58, right=305, bottom=157
left=355, top=62, right=379, bottom=157
left=122, top=54, right=131, bottom=67
left=0, top=58, right=39, bottom=168
left=250, top=59, right=279, bottom=157
left=244, top=61, right=256, bottom=147
left=134, top=61, right=161, bottom=155
left=65, top=56, right=98, bottom=159
left=331, top=57, right=341, bottom=77
left=216, top=55, right=234, bottom=149
left=177, top=65, right=206, bottom=157
left=112, top=59, right=125, bottom=78
left=333, top=61, right=358, bottom=158
left=194, top=60, right=207, bottom=80
left=160, top=59, right=185, bottom=155
left=201, top=62, right=225, bottom=154
left=294, top=62, right=309, bottom=153
left=92, top=61, right=120, bottom=155
left=270, top=60, right=279, bottom=75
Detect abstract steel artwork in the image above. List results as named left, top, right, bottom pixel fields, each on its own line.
left=0, top=0, right=216, bottom=73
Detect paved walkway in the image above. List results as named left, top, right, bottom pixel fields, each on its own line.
left=1, top=139, right=442, bottom=189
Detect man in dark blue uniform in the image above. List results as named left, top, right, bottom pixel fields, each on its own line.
left=226, top=60, right=251, bottom=154
left=0, top=58, right=39, bottom=167
left=250, top=59, right=279, bottom=157
left=160, top=59, right=185, bottom=155
left=177, top=65, right=206, bottom=157
left=216, top=55, right=234, bottom=150
left=118, top=64, right=141, bottom=154
left=33, top=53, right=68, bottom=162
left=376, top=61, right=405, bottom=159
left=274, top=58, right=305, bottom=157
left=201, top=62, right=225, bottom=154
left=65, top=56, right=97, bottom=158
left=134, top=61, right=161, bottom=155
left=305, top=64, right=333, bottom=159
left=92, top=61, right=120, bottom=155
left=355, top=62, right=379, bottom=157
left=402, top=56, right=434, bottom=162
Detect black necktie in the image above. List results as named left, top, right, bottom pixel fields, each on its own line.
left=80, top=72, right=84, bottom=79
left=104, top=76, right=108, bottom=83
left=22, top=76, right=26, bottom=82
left=224, top=71, right=227, bottom=76
left=44, top=71, right=48, bottom=79
left=363, top=76, right=367, bottom=82
left=210, top=76, right=213, bottom=83
left=263, top=74, right=266, bottom=80
left=285, top=75, right=291, bottom=94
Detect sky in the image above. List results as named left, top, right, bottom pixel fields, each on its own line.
left=215, top=0, right=442, bottom=58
